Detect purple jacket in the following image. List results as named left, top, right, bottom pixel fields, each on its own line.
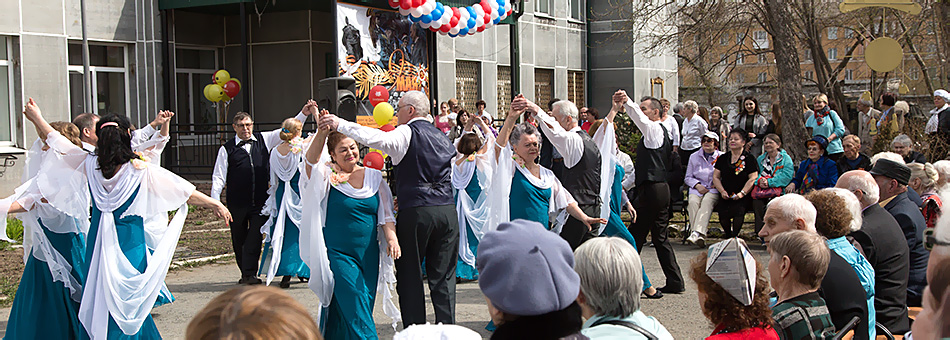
left=685, top=149, right=723, bottom=196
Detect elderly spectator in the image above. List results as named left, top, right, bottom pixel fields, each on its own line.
left=684, top=132, right=723, bottom=247
left=806, top=189, right=878, bottom=339
left=579, top=107, right=593, bottom=132
left=729, top=96, right=771, bottom=156
left=892, top=134, right=927, bottom=164
left=768, top=230, right=836, bottom=340
left=908, top=162, right=942, bottom=230
left=871, top=93, right=901, bottom=154
left=933, top=160, right=950, bottom=189
left=186, top=286, right=322, bottom=340
left=836, top=170, right=912, bottom=335
left=689, top=244, right=778, bottom=339
left=575, top=238, right=673, bottom=339
left=928, top=89, right=950, bottom=161
left=806, top=94, right=847, bottom=161
left=477, top=219, right=585, bottom=339
left=869, top=155, right=929, bottom=307
left=758, top=194, right=871, bottom=339
left=856, top=99, right=881, bottom=154
left=713, top=128, right=759, bottom=239
left=787, top=135, right=839, bottom=194
left=752, top=134, right=794, bottom=237
left=708, top=106, right=730, bottom=149
left=679, top=100, right=709, bottom=166
left=658, top=98, right=680, bottom=152
left=909, top=205, right=950, bottom=339
left=838, top=135, right=872, bottom=176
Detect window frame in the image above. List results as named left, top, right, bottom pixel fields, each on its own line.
left=66, top=42, right=131, bottom=117
left=536, top=0, right=554, bottom=16
left=174, top=47, right=220, bottom=136
left=0, top=37, right=16, bottom=146
left=569, top=0, right=585, bottom=21
left=828, top=27, right=838, bottom=40
left=828, top=47, right=838, bottom=61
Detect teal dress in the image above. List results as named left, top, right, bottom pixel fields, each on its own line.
left=319, top=187, right=381, bottom=340
left=601, top=164, right=653, bottom=290
left=5, top=217, right=88, bottom=340
left=509, top=170, right=553, bottom=228
left=456, top=171, right=482, bottom=280
left=85, top=187, right=162, bottom=339
left=259, top=171, right=311, bottom=279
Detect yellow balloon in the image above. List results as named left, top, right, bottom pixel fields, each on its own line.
left=213, top=70, right=231, bottom=86
left=203, top=84, right=216, bottom=102
left=373, top=102, right=394, bottom=127
left=207, top=84, right=225, bottom=102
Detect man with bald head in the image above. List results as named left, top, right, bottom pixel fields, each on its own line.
left=320, top=91, right=458, bottom=326
left=837, top=170, right=911, bottom=334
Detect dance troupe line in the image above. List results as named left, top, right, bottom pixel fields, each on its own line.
left=0, top=89, right=680, bottom=339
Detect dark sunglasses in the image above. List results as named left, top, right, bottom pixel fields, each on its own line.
left=924, top=228, right=950, bottom=251
left=702, top=138, right=716, bottom=143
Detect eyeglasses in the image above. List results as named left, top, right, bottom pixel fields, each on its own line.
left=702, top=138, right=715, bottom=143
left=924, top=228, right=950, bottom=251
left=234, top=123, right=253, bottom=128
left=397, top=104, right=414, bottom=112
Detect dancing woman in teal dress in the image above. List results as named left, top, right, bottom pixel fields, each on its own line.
left=21, top=100, right=232, bottom=339
left=259, top=118, right=310, bottom=288
left=301, top=115, right=402, bottom=339
left=452, top=117, right=494, bottom=281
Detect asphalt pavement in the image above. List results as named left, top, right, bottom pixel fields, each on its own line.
left=0, top=238, right=770, bottom=339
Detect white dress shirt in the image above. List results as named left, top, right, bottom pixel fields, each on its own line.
left=131, top=124, right=157, bottom=148
left=81, top=141, right=96, bottom=153
left=679, top=115, right=708, bottom=151
left=662, top=115, right=680, bottom=147
left=617, top=150, right=636, bottom=191
left=622, top=98, right=665, bottom=149
left=210, top=112, right=307, bottom=201
left=336, top=116, right=430, bottom=166
left=534, top=109, right=585, bottom=168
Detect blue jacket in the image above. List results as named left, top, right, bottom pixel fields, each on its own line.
left=827, top=237, right=877, bottom=339
left=755, top=149, right=794, bottom=188
left=792, top=156, right=838, bottom=193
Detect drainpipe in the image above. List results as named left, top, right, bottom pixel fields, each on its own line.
left=510, top=0, right=525, bottom=96
left=80, top=0, right=92, bottom=113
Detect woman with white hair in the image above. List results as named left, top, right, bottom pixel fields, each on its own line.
left=908, top=162, right=942, bottom=230
left=679, top=100, right=709, bottom=166
left=933, top=160, right=950, bottom=189
left=575, top=237, right=673, bottom=339
left=925, top=89, right=950, bottom=135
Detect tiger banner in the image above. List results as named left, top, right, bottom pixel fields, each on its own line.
left=337, top=2, right=430, bottom=128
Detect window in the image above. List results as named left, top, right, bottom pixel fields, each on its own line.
left=67, top=43, right=129, bottom=117
left=736, top=33, right=744, bottom=44
left=758, top=54, right=768, bottom=64
left=844, top=28, right=854, bottom=39
left=720, top=33, right=729, bottom=45
left=569, top=0, right=584, bottom=21
left=804, top=71, right=814, bottom=81
left=0, top=37, right=15, bottom=144
left=175, top=48, right=218, bottom=133
left=736, top=52, right=744, bottom=65
left=828, top=27, right=838, bottom=40
left=753, top=31, right=769, bottom=49
left=927, top=44, right=937, bottom=54
left=534, top=68, right=555, bottom=110
left=910, top=67, right=920, bottom=80
left=456, top=61, right=481, bottom=111
left=737, top=73, right=746, bottom=83
left=845, top=69, right=853, bottom=81
left=497, top=66, right=512, bottom=119
left=828, top=48, right=838, bottom=61
left=567, top=70, right=585, bottom=107
left=757, top=72, right=767, bottom=83
left=804, top=51, right=813, bottom=62
left=536, top=0, right=553, bottom=16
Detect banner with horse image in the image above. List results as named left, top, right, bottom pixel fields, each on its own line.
left=337, top=2, right=430, bottom=127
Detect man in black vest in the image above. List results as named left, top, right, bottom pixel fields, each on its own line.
left=211, top=107, right=311, bottom=285
left=613, top=90, right=685, bottom=294
left=517, top=97, right=602, bottom=250
left=319, top=91, right=458, bottom=327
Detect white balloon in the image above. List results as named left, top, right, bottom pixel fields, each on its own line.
left=419, top=21, right=430, bottom=29
left=441, top=8, right=452, bottom=25
left=411, top=6, right=424, bottom=17
left=425, top=0, right=436, bottom=13
left=490, top=0, right=499, bottom=9
left=473, top=5, right=485, bottom=22
left=399, top=7, right=411, bottom=16
left=450, top=26, right=460, bottom=35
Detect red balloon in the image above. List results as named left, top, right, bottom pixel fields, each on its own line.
left=369, top=85, right=390, bottom=106
left=400, top=0, right=411, bottom=9
left=388, top=0, right=399, bottom=8
left=477, top=25, right=485, bottom=32
left=363, top=152, right=385, bottom=170
left=429, top=26, right=440, bottom=32
left=450, top=7, right=461, bottom=27
left=440, top=24, right=451, bottom=33
left=481, top=0, right=491, bottom=14
left=380, top=124, right=395, bottom=132
left=484, top=14, right=490, bottom=24
left=412, top=0, right=424, bottom=7
left=222, top=80, right=241, bottom=99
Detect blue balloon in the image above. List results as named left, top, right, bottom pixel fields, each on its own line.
left=497, top=7, right=505, bottom=17
left=493, top=16, right=501, bottom=24
left=469, top=18, right=477, bottom=28
left=459, top=27, right=469, bottom=35
left=435, top=2, right=444, bottom=14
left=421, top=14, right=433, bottom=23
left=466, top=6, right=477, bottom=18
left=409, top=14, right=421, bottom=22
left=431, top=8, right=442, bottom=19
left=449, top=32, right=459, bottom=37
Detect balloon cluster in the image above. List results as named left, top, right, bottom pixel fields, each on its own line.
left=389, top=0, right=512, bottom=37
left=364, top=85, right=395, bottom=170
left=203, top=70, right=242, bottom=103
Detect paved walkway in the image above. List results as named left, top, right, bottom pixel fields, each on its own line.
left=0, top=240, right=768, bottom=339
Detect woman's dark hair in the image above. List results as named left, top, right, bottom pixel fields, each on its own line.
left=490, top=301, right=583, bottom=340
left=729, top=127, right=750, bottom=143
left=457, top=133, right=482, bottom=156
left=326, top=131, right=350, bottom=152
left=96, top=114, right=137, bottom=179
left=742, top=96, right=762, bottom=116
left=455, top=109, right=470, bottom=125
left=690, top=251, right=773, bottom=334
left=587, top=107, right=600, bottom=120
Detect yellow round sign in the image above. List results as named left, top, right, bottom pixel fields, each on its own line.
left=865, top=37, right=903, bottom=72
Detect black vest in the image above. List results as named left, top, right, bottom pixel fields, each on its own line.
left=394, top=120, right=455, bottom=209
left=223, top=132, right=270, bottom=210
left=635, top=124, right=672, bottom=186
left=561, top=130, right=602, bottom=206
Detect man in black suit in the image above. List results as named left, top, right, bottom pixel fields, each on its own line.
left=837, top=170, right=911, bottom=335
left=869, top=157, right=930, bottom=307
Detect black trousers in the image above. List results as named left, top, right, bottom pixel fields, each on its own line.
left=394, top=204, right=458, bottom=327
left=229, top=206, right=267, bottom=278
left=630, top=182, right=684, bottom=290
left=679, top=147, right=698, bottom=168
left=718, top=198, right=749, bottom=238
left=752, top=198, right=771, bottom=235
left=560, top=204, right=600, bottom=250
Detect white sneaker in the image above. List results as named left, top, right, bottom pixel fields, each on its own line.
left=687, top=231, right=705, bottom=247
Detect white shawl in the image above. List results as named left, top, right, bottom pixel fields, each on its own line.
left=485, top=143, right=575, bottom=233
left=590, top=122, right=618, bottom=235
left=259, top=149, right=305, bottom=286
left=450, top=138, right=494, bottom=268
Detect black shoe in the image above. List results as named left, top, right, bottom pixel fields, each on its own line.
left=657, top=285, right=685, bottom=294
left=279, top=276, right=292, bottom=289
left=243, top=276, right=263, bottom=285
left=298, top=276, right=309, bottom=283
left=643, top=290, right=664, bottom=299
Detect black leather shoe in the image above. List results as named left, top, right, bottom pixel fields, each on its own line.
left=244, top=276, right=263, bottom=285
left=643, top=290, right=664, bottom=299
left=657, top=285, right=685, bottom=294
left=279, top=276, right=292, bottom=288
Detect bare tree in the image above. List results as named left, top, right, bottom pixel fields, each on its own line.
left=765, top=0, right=808, bottom=160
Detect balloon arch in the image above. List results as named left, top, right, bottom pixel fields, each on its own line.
left=388, top=0, right=513, bottom=37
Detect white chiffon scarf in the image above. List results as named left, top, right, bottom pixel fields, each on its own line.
left=298, top=146, right=401, bottom=330
left=590, top=122, right=617, bottom=235
left=486, top=143, right=574, bottom=233
left=450, top=141, right=494, bottom=268
left=259, top=149, right=305, bottom=286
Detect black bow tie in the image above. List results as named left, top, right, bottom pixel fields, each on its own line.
left=237, top=140, right=252, bottom=147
